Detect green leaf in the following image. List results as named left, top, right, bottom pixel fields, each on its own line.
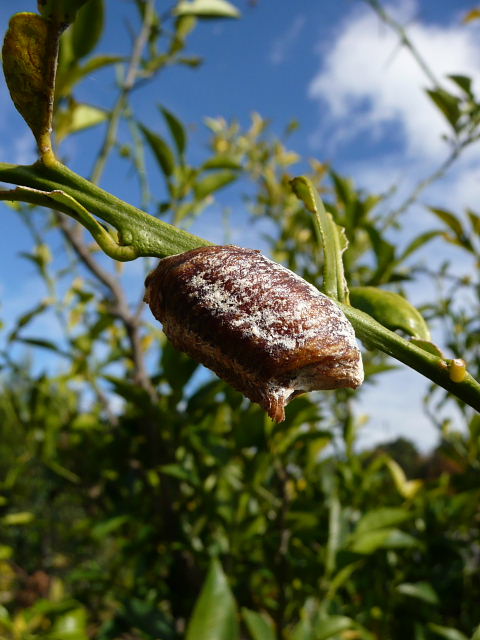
left=174, top=0, right=240, bottom=19
left=426, top=88, right=461, bottom=130
left=194, top=170, right=237, bottom=199
left=471, top=625, right=480, bottom=640
left=56, top=53, right=124, bottom=98
left=185, top=558, right=240, bottom=640
left=160, top=105, right=187, bottom=158
left=2, top=13, right=51, bottom=141
left=56, top=102, right=108, bottom=142
left=2, top=511, right=35, bottom=525
left=291, top=176, right=348, bottom=302
left=202, top=155, right=242, bottom=170
left=140, top=124, right=176, bottom=177
left=410, top=339, right=444, bottom=358
left=8, top=300, right=50, bottom=342
left=429, top=207, right=465, bottom=240
left=396, top=582, right=439, bottom=605
left=71, top=0, right=104, bottom=60
left=400, top=230, right=441, bottom=261
left=349, top=528, right=420, bottom=554
left=91, top=515, right=130, bottom=539
left=355, top=507, right=413, bottom=535
left=315, top=616, right=355, bottom=640
left=50, top=607, right=89, bottom=640
left=242, top=608, right=275, bottom=640
left=448, top=74, right=474, bottom=98
left=38, top=0, right=92, bottom=23
left=384, top=457, right=423, bottom=499
left=428, top=624, right=469, bottom=640
left=349, top=286, right=431, bottom=340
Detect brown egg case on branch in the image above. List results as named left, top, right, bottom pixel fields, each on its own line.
left=144, top=245, right=363, bottom=421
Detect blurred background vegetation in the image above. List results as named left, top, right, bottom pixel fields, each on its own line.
left=0, top=1, right=479, bottom=638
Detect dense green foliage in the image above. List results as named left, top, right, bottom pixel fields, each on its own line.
left=0, top=1, right=479, bottom=639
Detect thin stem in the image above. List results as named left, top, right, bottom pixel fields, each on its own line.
left=90, top=0, right=156, bottom=185
left=363, top=0, right=440, bottom=88
left=0, top=161, right=211, bottom=258
left=55, top=213, right=156, bottom=398
left=340, top=302, right=480, bottom=412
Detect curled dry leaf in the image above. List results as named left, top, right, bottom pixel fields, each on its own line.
left=144, top=245, right=363, bottom=421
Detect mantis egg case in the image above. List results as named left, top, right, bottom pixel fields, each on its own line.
left=144, top=245, right=363, bottom=422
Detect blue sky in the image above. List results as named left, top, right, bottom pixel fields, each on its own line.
left=0, top=0, right=479, bottom=449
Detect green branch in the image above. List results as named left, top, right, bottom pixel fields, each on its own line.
left=340, top=303, right=480, bottom=412
left=0, top=160, right=211, bottom=258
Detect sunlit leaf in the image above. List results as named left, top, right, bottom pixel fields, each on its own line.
left=2, top=511, right=35, bottom=525
left=385, top=457, right=423, bottom=499
left=350, top=286, right=431, bottom=340
left=194, top=170, right=237, bottom=199
left=56, top=102, right=108, bottom=143
left=429, top=624, right=469, bottom=640
left=174, top=0, right=240, bottom=19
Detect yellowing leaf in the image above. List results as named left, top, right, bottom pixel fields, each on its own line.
left=385, top=457, right=423, bottom=500
left=2, top=13, right=52, bottom=141
left=463, top=8, right=480, bottom=23
left=56, top=101, right=108, bottom=143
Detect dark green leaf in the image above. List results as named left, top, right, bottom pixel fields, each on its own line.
left=185, top=558, right=240, bottom=640
left=426, top=88, right=461, bottom=130
left=160, top=105, right=187, bottom=157
left=140, top=124, right=176, bottom=177
left=71, top=0, right=104, bottom=60
left=448, top=74, right=474, bottom=98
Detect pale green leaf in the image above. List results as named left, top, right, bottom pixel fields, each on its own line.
left=174, top=0, right=240, bottom=19
left=396, top=582, right=439, bottom=605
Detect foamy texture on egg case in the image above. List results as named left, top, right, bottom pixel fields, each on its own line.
left=144, top=245, right=363, bottom=421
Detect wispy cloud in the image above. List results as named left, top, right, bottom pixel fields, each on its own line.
left=308, top=0, right=480, bottom=161
left=269, top=15, right=305, bottom=65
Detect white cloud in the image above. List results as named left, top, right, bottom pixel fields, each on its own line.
left=308, top=0, right=480, bottom=162
left=269, top=15, right=305, bottom=65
